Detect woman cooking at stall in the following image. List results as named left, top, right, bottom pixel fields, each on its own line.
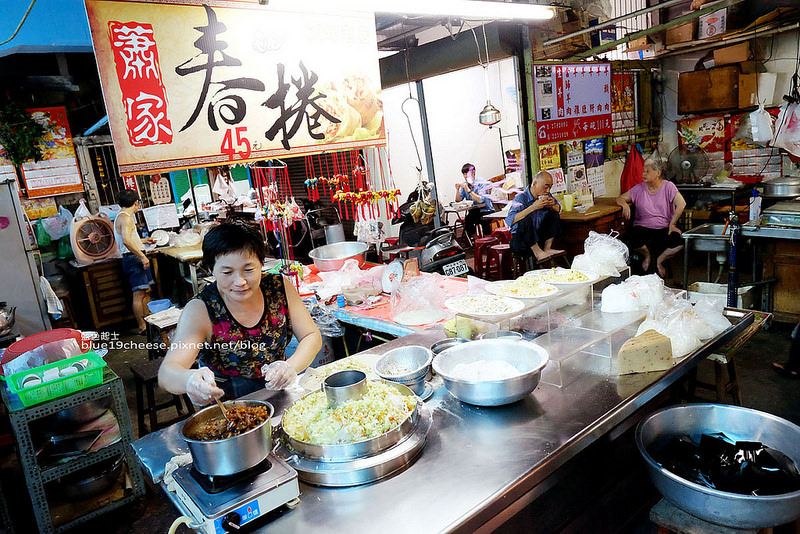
left=159, top=223, right=322, bottom=405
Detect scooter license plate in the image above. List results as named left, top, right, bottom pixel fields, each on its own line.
left=442, top=259, right=468, bottom=276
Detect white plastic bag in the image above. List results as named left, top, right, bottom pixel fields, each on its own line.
left=75, top=198, right=91, bottom=218
left=693, top=297, right=731, bottom=335
left=750, top=103, right=774, bottom=144
left=772, top=101, right=800, bottom=157
left=41, top=206, right=72, bottom=240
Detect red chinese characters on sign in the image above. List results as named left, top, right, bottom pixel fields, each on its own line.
left=123, top=175, right=139, bottom=193
left=534, top=63, right=612, bottom=144
left=108, top=21, right=173, bottom=146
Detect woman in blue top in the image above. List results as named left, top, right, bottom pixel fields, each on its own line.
left=455, top=163, right=494, bottom=238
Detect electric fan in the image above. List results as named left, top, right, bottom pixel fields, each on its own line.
left=70, top=213, right=119, bottom=265
left=666, top=144, right=710, bottom=184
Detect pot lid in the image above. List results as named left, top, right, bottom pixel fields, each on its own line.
left=763, top=176, right=800, bottom=186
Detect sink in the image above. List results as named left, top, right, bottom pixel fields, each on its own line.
left=682, top=223, right=730, bottom=252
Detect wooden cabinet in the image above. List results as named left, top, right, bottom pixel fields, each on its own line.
left=559, top=198, right=626, bottom=261
left=678, top=66, right=740, bottom=114
left=80, top=259, right=134, bottom=329
left=762, top=240, right=800, bottom=322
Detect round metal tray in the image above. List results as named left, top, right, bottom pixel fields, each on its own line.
left=281, top=380, right=420, bottom=461
left=276, top=403, right=432, bottom=487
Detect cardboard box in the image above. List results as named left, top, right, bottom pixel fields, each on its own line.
left=678, top=65, right=740, bottom=114
left=666, top=20, right=696, bottom=45
left=738, top=72, right=778, bottom=108
left=714, top=42, right=750, bottom=66
left=699, top=8, right=726, bottom=39
left=627, top=36, right=651, bottom=52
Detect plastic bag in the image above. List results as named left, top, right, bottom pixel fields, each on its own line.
left=75, top=198, right=91, bottom=218
left=750, top=103, right=775, bottom=145
left=600, top=274, right=666, bottom=313
left=2, top=338, right=81, bottom=377
left=315, top=260, right=381, bottom=303
left=58, top=236, right=74, bottom=260
left=36, top=220, right=51, bottom=247
left=584, top=231, right=629, bottom=267
left=772, top=101, right=800, bottom=157
left=42, top=206, right=72, bottom=240
left=390, top=274, right=448, bottom=326
left=693, top=297, right=731, bottom=335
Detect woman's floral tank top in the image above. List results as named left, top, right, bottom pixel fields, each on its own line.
left=197, top=273, right=291, bottom=378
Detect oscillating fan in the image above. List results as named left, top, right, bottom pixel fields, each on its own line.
left=70, top=213, right=119, bottom=265
left=666, top=144, right=710, bottom=184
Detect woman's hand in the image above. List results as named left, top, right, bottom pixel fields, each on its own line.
left=262, top=360, right=297, bottom=390
left=669, top=224, right=682, bottom=235
left=621, top=203, right=631, bottom=220
left=185, top=367, right=224, bottom=406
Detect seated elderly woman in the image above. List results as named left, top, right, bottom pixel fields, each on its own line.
left=616, top=159, right=686, bottom=277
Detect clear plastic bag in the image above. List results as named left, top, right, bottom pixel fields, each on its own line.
left=772, top=101, right=800, bottom=157
left=583, top=230, right=629, bottom=275
left=750, top=103, right=775, bottom=145
left=41, top=206, right=72, bottom=240
left=390, top=274, right=448, bottom=325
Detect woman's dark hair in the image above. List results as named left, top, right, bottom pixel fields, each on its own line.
left=202, top=222, right=267, bottom=270
left=119, top=189, right=140, bottom=208
left=461, top=163, right=474, bottom=175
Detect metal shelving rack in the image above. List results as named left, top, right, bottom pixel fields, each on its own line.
left=1, top=368, right=146, bottom=533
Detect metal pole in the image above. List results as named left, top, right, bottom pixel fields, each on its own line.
left=415, top=80, right=441, bottom=229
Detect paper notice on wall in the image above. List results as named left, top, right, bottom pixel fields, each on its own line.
left=549, top=168, right=567, bottom=194
left=584, top=138, right=605, bottom=168
left=142, top=203, right=179, bottom=230
left=538, top=144, right=561, bottom=170
left=566, top=140, right=584, bottom=167
left=587, top=166, right=606, bottom=196
left=568, top=165, right=588, bottom=192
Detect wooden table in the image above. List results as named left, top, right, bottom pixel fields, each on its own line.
left=155, top=244, right=203, bottom=301
left=558, top=197, right=626, bottom=260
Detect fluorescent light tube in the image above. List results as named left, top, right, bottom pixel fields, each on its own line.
left=265, top=0, right=555, bottom=20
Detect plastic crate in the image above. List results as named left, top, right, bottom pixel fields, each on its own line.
left=6, top=351, right=107, bottom=407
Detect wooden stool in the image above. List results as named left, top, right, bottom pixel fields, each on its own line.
left=130, top=357, right=194, bottom=437
left=53, top=287, right=78, bottom=329
left=649, top=498, right=773, bottom=534
left=490, top=226, right=512, bottom=244
left=485, top=244, right=514, bottom=281
left=473, top=236, right=499, bottom=279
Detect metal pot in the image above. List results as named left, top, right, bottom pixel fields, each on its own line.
left=181, top=399, right=274, bottom=476
left=56, top=453, right=124, bottom=500
left=308, top=241, right=368, bottom=271
left=760, top=177, right=800, bottom=198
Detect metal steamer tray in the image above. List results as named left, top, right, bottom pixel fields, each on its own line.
left=275, top=381, right=432, bottom=487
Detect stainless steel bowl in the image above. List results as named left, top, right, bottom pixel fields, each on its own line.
left=375, top=345, right=432, bottom=396
left=636, top=403, right=800, bottom=528
left=478, top=330, right=523, bottom=341
left=432, top=339, right=549, bottom=406
left=309, top=241, right=368, bottom=271
left=430, top=338, right=471, bottom=355
left=182, top=399, right=274, bottom=476
left=324, top=370, right=367, bottom=408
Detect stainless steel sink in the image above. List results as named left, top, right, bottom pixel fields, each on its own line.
left=682, top=223, right=730, bottom=252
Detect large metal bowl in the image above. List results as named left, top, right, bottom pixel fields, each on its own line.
left=309, top=241, right=368, bottom=271
left=375, top=345, right=432, bottom=396
left=432, top=339, right=549, bottom=406
left=181, top=399, right=274, bottom=476
left=282, top=380, right=419, bottom=461
left=636, top=403, right=800, bottom=528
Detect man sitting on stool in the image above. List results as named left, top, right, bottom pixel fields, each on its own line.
left=505, top=170, right=563, bottom=262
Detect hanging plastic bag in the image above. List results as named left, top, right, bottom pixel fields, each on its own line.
left=41, top=206, right=72, bottom=240
left=750, top=103, right=774, bottom=145
left=772, top=101, right=800, bottom=157
left=36, top=219, right=51, bottom=247
left=75, top=198, right=91, bottom=218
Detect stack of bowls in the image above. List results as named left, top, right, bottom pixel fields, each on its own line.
left=375, top=346, right=432, bottom=396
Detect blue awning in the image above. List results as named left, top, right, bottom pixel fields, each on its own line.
left=0, top=0, right=93, bottom=58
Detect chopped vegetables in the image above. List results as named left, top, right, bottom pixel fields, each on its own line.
left=527, top=268, right=590, bottom=284
left=492, top=277, right=558, bottom=298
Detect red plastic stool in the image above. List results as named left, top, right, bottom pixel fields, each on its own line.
left=491, top=226, right=512, bottom=244
left=473, top=236, right=499, bottom=279
left=485, top=244, right=514, bottom=281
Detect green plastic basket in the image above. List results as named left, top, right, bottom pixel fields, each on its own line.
left=6, top=351, right=107, bottom=407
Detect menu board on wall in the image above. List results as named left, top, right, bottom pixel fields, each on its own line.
left=532, top=63, right=612, bottom=144
left=85, top=0, right=386, bottom=175
left=20, top=107, right=84, bottom=198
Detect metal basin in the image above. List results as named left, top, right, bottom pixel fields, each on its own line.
left=636, top=403, right=800, bottom=529
left=375, top=346, right=432, bottom=396
left=432, top=339, right=549, bottom=406
left=683, top=223, right=730, bottom=252
left=309, top=241, right=368, bottom=271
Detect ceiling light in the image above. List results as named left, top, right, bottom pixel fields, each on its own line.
left=265, top=0, right=555, bottom=20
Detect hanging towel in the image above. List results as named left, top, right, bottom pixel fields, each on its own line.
left=39, top=276, right=63, bottom=320
left=620, top=143, right=644, bottom=194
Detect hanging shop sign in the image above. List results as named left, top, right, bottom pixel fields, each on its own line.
left=19, top=107, right=83, bottom=198
left=532, top=63, right=612, bottom=144
left=84, top=0, right=386, bottom=175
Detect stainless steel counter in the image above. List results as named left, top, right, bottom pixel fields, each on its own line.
left=133, top=311, right=754, bottom=533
